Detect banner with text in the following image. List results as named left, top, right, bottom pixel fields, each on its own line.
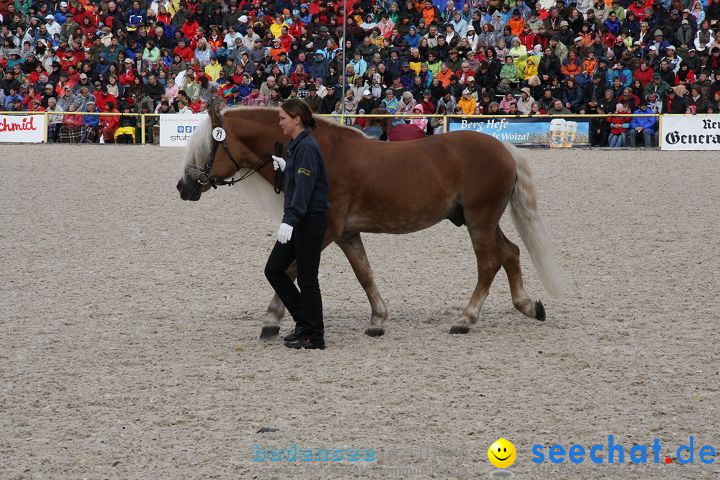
left=661, top=115, right=720, bottom=150
left=448, top=117, right=590, bottom=147
left=159, top=113, right=207, bottom=147
left=0, top=114, right=46, bottom=143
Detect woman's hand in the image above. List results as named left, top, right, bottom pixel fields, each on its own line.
left=277, top=223, right=293, bottom=244
left=272, top=155, right=286, bottom=171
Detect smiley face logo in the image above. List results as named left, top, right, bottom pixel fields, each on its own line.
left=488, top=438, right=516, bottom=468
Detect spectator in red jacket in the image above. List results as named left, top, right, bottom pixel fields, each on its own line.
left=633, top=61, right=654, bottom=87
left=607, top=103, right=631, bottom=147
left=100, top=100, right=121, bottom=143
left=119, top=58, right=137, bottom=85
left=173, top=38, right=195, bottom=63
left=181, top=15, right=200, bottom=40
left=278, top=26, right=295, bottom=51
left=94, top=84, right=118, bottom=112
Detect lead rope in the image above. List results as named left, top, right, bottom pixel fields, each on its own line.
left=273, top=142, right=284, bottom=194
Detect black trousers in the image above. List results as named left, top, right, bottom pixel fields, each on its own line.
left=264, top=214, right=327, bottom=341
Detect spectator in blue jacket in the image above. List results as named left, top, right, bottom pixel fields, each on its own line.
left=310, top=50, right=329, bottom=83
left=349, top=51, right=368, bottom=77
left=609, top=62, right=633, bottom=88
left=400, top=62, right=416, bottom=89
left=53, top=2, right=70, bottom=24
left=604, top=11, right=621, bottom=36
left=404, top=26, right=421, bottom=48
left=562, top=77, right=583, bottom=112
left=628, top=102, right=658, bottom=147
left=127, top=1, right=147, bottom=30
left=81, top=100, right=101, bottom=143
left=645, top=29, right=670, bottom=55
left=4, top=87, right=24, bottom=110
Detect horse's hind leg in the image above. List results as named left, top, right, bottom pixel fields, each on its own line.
left=496, top=228, right=546, bottom=321
left=451, top=224, right=501, bottom=334
left=336, top=233, right=388, bottom=337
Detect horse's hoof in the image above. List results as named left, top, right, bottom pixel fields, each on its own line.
left=535, top=301, right=546, bottom=321
left=365, top=327, right=385, bottom=337
left=259, top=326, right=280, bottom=339
left=449, top=325, right=470, bottom=334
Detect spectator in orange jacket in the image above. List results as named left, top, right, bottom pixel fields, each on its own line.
left=561, top=50, right=583, bottom=78
left=422, top=0, right=440, bottom=26
left=435, top=63, right=454, bottom=87
left=508, top=9, right=525, bottom=36
left=270, top=37, right=287, bottom=61
left=583, top=52, right=598, bottom=77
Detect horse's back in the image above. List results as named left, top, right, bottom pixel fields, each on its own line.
left=337, top=130, right=517, bottom=193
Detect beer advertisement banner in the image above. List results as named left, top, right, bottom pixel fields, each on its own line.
left=159, top=113, right=206, bottom=147
left=0, top=114, right=46, bottom=143
left=447, top=117, right=590, bottom=147
left=660, top=115, right=720, bottom=150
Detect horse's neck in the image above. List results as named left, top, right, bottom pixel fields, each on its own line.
left=237, top=165, right=284, bottom=222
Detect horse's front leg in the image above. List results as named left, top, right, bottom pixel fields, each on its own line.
left=259, top=294, right=286, bottom=339
left=259, top=263, right=297, bottom=339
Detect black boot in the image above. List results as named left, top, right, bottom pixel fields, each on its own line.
left=284, top=337, right=325, bottom=350
left=283, top=325, right=305, bottom=343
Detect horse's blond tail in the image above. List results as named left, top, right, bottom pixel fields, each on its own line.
left=505, top=142, right=566, bottom=297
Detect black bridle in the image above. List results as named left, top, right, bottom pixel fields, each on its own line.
left=192, top=107, right=283, bottom=193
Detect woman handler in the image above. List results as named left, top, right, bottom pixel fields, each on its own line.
left=266, top=99, right=330, bottom=350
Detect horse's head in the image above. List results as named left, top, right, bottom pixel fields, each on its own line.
left=177, top=104, right=259, bottom=201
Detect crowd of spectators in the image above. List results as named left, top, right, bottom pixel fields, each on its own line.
left=2, top=0, right=720, bottom=145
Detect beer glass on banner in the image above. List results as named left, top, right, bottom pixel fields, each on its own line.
left=549, top=118, right=566, bottom=148
left=563, top=120, right=577, bottom=148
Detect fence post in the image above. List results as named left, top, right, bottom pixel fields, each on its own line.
left=140, top=114, right=146, bottom=144
left=657, top=114, right=662, bottom=149
left=443, top=114, right=448, bottom=133
left=43, top=112, right=49, bottom=143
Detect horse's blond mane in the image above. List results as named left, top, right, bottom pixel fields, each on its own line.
left=180, top=112, right=212, bottom=174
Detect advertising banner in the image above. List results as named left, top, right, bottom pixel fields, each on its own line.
left=448, top=116, right=590, bottom=147
left=159, top=113, right=206, bottom=147
left=0, top=114, right=46, bottom=143
left=660, top=115, right=720, bottom=150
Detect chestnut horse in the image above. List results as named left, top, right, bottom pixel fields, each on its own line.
left=176, top=106, right=564, bottom=339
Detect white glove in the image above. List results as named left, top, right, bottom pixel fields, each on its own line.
left=272, top=155, right=286, bottom=172
left=277, top=223, right=293, bottom=244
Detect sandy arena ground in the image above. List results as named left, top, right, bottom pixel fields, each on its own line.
left=1, top=145, right=719, bottom=480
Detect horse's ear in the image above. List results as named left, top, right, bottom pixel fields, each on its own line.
left=207, top=103, right=220, bottom=128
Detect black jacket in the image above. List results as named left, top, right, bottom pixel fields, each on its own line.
left=318, top=92, right=340, bottom=114
left=282, top=129, right=330, bottom=227
left=662, top=94, right=687, bottom=114
left=538, top=54, right=562, bottom=79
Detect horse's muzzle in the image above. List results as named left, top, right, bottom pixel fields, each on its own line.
left=177, top=178, right=202, bottom=201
